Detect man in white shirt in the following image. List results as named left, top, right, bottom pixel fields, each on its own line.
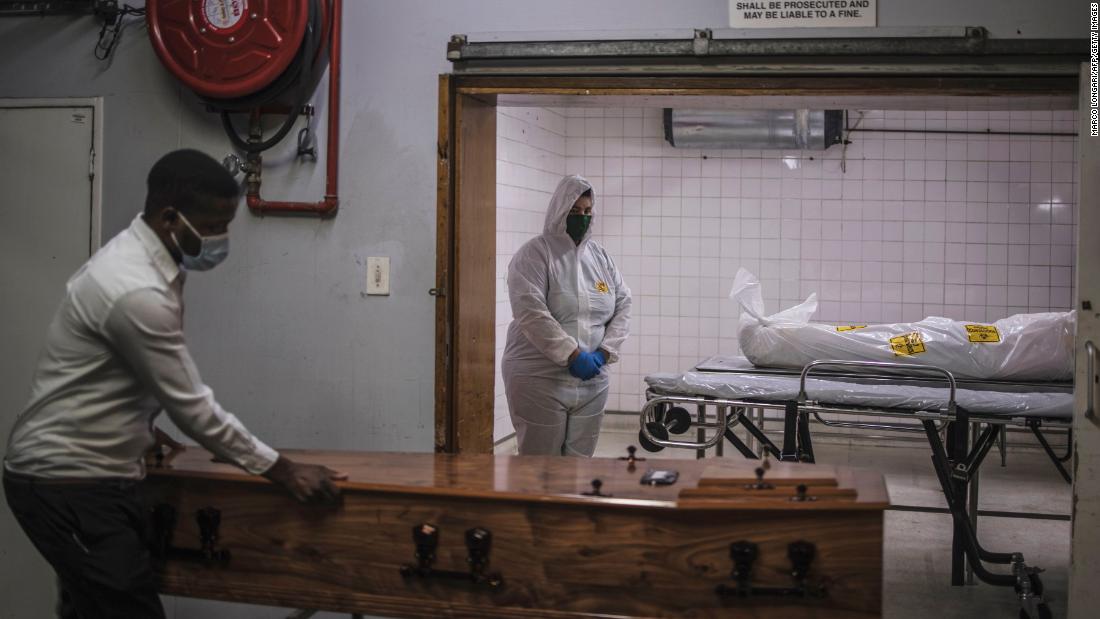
left=3, top=149, right=345, bottom=619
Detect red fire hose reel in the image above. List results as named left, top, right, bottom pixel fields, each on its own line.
left=147, top=0, right=315, bottom=99
left=146, top=0, right=341, bottom=217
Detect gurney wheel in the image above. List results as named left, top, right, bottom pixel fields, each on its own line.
left=639, top=424, right=669, bottom=452
left=639, top=407, right=692, bottom=453
left=664, top=407, right=692, bottom=434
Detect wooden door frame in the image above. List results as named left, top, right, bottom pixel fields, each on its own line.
left=435, top=77, right=498, bottom=454
left=434, top=73, right=1079, bottom=454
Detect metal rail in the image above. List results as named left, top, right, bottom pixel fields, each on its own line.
left=639, top=395, right=731, bottom=451
left=798, top=359, right=958, bottom=408
left=448, top=28, right=1087, bottom=77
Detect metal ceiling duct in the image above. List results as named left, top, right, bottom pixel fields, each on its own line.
left=664, top=109, right=844, bottom=150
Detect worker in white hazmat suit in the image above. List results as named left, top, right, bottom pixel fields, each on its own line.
left=502, top=175, right=632, bottom=456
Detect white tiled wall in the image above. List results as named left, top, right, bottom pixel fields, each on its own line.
left=494, top=107, right=566, bottom=441
left=496, top=105, right=1078, bottom=424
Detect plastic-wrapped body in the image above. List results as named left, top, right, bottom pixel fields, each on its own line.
left=729, top=269, right=1075, bottom=382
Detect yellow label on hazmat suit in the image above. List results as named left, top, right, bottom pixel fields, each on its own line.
left=889, top=332, right=926, bottom=356
left=594, top=281, right=609, bottom=294
left=836, top=325, right=867, bottom=332
left=965, top=324, right=1001, bottom=343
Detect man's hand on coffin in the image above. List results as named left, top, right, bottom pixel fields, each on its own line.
left=262, top=456, right=349, bottom=503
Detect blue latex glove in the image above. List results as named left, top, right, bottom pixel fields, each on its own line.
left=568, top=350, right=605, bottom=380
left=568, top=352, right=595, bottom=379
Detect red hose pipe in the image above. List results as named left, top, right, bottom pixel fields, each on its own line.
left=247, top=0, right=341, bottom=217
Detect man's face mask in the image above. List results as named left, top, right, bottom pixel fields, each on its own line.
left=566, top=213, right=592, bottom=245
left=172, top=211, right=229, bottom=271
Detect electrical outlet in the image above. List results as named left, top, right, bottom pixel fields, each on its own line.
left=366, top=257, right=390, bottom=295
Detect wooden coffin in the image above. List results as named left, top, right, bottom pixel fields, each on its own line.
left=142, top=448, right=887, bottom=618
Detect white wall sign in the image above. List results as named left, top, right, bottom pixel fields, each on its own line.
left=729, top=0, right=877, bottom=28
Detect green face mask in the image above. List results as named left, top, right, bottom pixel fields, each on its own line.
left=566, top=214, right=592, bottom=245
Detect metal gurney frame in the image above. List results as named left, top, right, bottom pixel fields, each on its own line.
left=639, top=359, right=1068, bottom=619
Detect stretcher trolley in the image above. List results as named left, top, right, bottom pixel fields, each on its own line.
left=640, top=355, right=1071, bottom=619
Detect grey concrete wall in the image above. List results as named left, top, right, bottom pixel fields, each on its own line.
left=0, top=1, right=1089, bottom=617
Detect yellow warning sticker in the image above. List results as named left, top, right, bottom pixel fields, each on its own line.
left=594, top=281, right=609, bottom=294
left=889, top=332, right=926, bottom=356
left=965, top=324, right=1001, bottom=343
left=836, top=325, right=868, bottom=332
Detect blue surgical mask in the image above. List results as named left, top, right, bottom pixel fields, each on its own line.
left=171, top=212, right=229, bottom=271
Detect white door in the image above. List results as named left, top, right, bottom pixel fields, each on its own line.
left=0, top=103, right=98, bottom=618
left=1069, top=65, right=1100, bottom=619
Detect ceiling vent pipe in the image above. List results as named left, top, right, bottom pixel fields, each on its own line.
left=664, top=109, right=844, bottom=150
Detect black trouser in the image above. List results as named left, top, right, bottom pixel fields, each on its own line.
left=3, top=471, right=165, bottom=619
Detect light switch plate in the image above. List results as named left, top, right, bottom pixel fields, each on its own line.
left=366, top=257, right=390, bottom=295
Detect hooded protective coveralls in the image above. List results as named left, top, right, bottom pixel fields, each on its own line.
left=502, top=175, right=632, bottom=456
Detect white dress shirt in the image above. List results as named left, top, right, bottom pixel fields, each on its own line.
left=4, top=214, right=278, bottom=479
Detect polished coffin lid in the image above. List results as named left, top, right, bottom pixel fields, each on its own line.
left=147, top=448, right=889, bottom=511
